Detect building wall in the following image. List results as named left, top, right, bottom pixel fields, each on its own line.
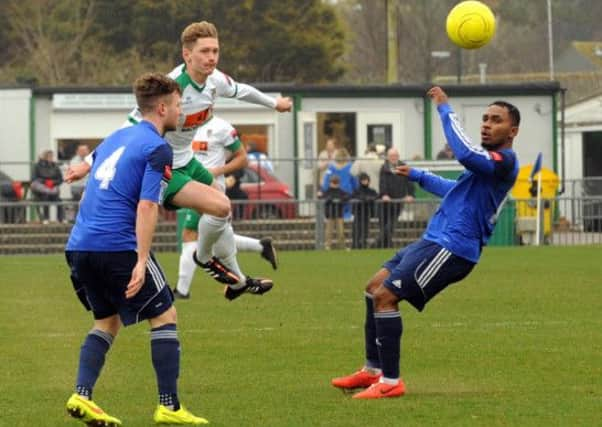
left=0, top=87, right=562, bottom=198
left=0, top=89, right=31, bottom=180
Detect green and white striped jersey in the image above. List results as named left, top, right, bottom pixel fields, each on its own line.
left=128, top=64, right=276, bottom=168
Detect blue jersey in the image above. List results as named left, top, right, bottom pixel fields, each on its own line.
left=66, top=121, right=172, bottom=251
left=408, top=103, right=519, bottom=263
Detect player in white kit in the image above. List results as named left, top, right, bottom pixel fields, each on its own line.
left=174, top=116, right=278, bottom=299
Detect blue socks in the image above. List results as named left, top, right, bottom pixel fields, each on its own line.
left=374, top=310, right=402, bottom=380
left=76, top=329, right=114, bottom=399
left=151, top=324, right=180, bottom=410
left=364, top=293, right=380, bottom=369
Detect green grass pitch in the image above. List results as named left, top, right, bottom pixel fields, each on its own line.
left=1, top=246, right=600, bottom=426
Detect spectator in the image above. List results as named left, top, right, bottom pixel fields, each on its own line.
left=351, top=143, right=382, bottom=193
left=67, top=144, right=90, bottom=221
left=69, top=144, right=90, bottom=201
left=321, top=148, right=358, bottom=221
left=351, top=173, right=379, bottom=249
left=30, top=149, right=64, bottom=223
left=436, top=143, right=455, bottom=160
left=377, top=147, right=415, bottom=248
left=320, top=174, right=349, bottom=250
left=246, top=142, right=274, bottom=174
left=225, top=169, right=248, bottom=220
left=317, top=137, right=338, bottom=186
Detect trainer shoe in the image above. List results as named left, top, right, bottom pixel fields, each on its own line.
left=260, top=237, right=278, bottom=270
left=352, top=380, right=406, bottom=399
left=331, top=369, right=382, bottom=389
left=66, top=393, right=122, bottom=426
left=173, top=288, right=190, bottom=300
left=224, top=277, right=274, bottom=301
left=153, top=404, right=209, bottom=425
left=193, top=252, right=240, bottom=285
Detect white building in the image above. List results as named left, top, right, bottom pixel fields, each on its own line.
left=0, top=82, right=561, bottom=199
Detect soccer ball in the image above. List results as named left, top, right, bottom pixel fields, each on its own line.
left=446, top=1, right=496, bottom=49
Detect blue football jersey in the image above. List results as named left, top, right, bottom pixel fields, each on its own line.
left=66, top=121, right=172, bottom=251
left=408, top=103, right=519, bottom=263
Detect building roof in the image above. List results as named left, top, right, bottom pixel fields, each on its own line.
left=29, top=82, right=561, bottom=98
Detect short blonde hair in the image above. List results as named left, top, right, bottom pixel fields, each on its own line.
left=181, top=21, right=218, bottom=48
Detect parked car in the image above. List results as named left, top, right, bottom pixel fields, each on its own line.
left=238, top=164, right=296, bottom=219
left=0, top=170, right=26, bottom=223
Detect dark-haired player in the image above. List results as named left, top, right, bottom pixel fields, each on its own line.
left=332, top=86, right=520, bottom=399
left=65, top=73, right=207, bottom=424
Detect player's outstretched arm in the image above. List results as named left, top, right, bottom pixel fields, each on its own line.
left=65, top=162, right=92, bottom=183
left=395, top=164, right=455, bottom=198
left=428, top=86, right=497, bottom=176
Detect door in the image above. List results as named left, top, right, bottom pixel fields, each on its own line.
left=297, top=112, right=318, bottom=201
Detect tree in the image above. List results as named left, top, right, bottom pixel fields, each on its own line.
left=0, top=0, right=346, bottom=85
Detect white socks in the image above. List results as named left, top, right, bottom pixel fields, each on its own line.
left=196, top=214, right=228, bottom=263
left=175, top=241, right=196, bottom=296
left=213, top=223, right=246, bottom=286
left=234, top=234, right=262, bottom=252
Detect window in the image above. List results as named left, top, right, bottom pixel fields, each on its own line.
left=57, top=139, right=101, bottom=162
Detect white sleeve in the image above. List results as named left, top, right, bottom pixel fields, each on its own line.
left=84, top=152, right=94, bottom=166
left=213, top=69, right=277, bottom=109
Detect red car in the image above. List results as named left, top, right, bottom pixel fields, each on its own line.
left=237, top=164, right=296, bottom=219
left=0, top=170, right=25, bottom=223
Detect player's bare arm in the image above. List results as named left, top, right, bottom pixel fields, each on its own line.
left=208, top=146, right=248, bottom=178
left=65, top=162, right=92, bottom=183
left=427, top=86, right=449, bottom=106
left=393, top=164, right=412, bottom=177
left=126, top=199, right=159, bottom=299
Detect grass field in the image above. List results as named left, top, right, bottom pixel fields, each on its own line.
left=1, top=246, right=601, bottom=427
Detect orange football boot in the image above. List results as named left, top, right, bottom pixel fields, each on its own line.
left=352, top=380, right=406, bottom=399
left=331, top=370, right=382, bottom=389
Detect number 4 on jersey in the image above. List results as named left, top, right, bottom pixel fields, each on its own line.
left=94, top=146, right=126, bottom=189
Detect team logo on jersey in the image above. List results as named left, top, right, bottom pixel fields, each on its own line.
left=182, top=108, right=212, bottom=130
left=192, top=140, right=208, bottom=152
left=163, top=165, right=172, bottom=180
left=489, top=151, right=503, bottom=162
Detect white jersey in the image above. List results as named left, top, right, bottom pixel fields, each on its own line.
left=128, top=64, right=276, bottom=168
left=192, top=116, right=242, bottom=191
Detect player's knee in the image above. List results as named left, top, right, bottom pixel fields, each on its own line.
left=94, top=315, right=121, bottom=337
left=372, top=285, right=399, bottom=311
left=182, top=228, right=197, bottom=242
left=150, top=305, right=177, bottom=328
left=214, top=196, right=231, bottom=218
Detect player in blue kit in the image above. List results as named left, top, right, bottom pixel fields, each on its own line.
left=332, top=86, right=520, bottom=399
left=64, top=73, right=207, bottom=425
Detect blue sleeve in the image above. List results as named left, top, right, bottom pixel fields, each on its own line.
left=409, top=168, right=455, bottom=198
left=140, top=142, right=172, bottom=202
left=438, top=103, right=501, bottom=177
left=321, top=169, right=331, bottom=192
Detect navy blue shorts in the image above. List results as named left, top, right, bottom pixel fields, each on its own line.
left=65, top=251, right=174, bottom=326
left=382, top=239, right=475, bottom=311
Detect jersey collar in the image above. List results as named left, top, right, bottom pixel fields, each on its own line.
left=180, top=64, right=206, bottom=92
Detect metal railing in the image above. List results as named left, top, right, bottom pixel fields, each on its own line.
left=1, top=196, right=601, bottom=256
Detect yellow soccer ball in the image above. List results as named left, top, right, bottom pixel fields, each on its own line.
left=446, top=1, right=496, bottom=49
